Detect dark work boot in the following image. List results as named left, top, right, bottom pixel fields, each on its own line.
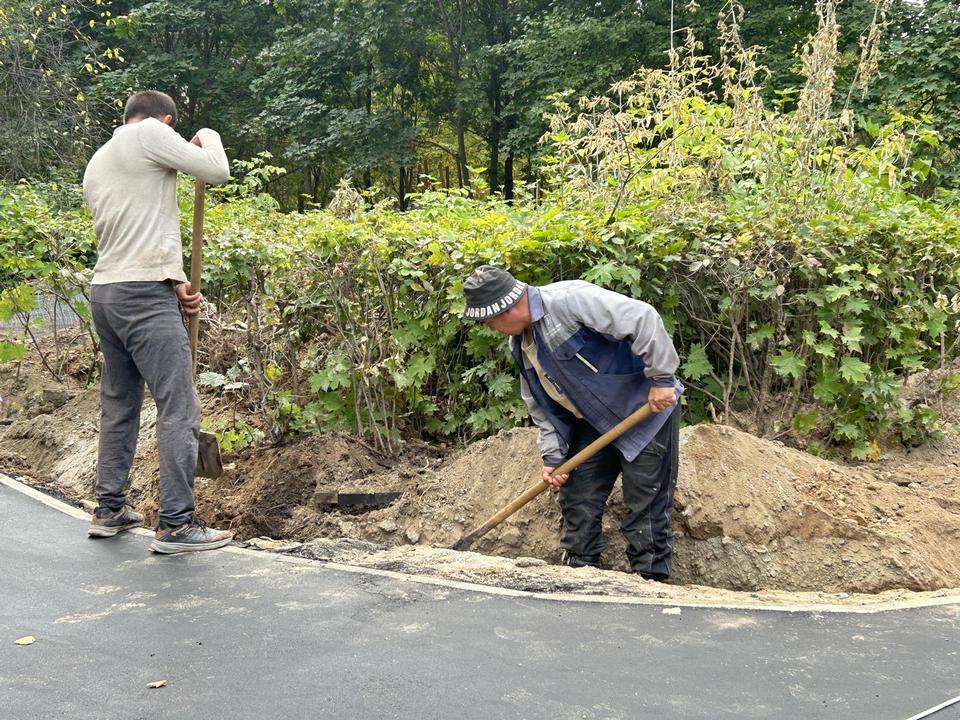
left=561, top=551, right=600, bottom=568
left=634, top=570, right=670, bottom=583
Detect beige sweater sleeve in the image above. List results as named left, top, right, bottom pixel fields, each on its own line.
left=137, top=119, right=230, bottom=183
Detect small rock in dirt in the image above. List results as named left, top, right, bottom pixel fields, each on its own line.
left=41, top=389, right=74, bottom=408
left=514, top=557, right=547, bottom=568
left=500, top=526, right=522, bottom=546
left=377, top=519, right=399, bottom=533
left=247, top=537, right=303, bottom=552
left=0, top=451, right=30, bottom=471
left=405, top=528, right=421, bottom=544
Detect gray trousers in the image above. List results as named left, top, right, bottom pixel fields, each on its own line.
left=558, top=407, right=680, bottom=575
left=91, top=281, right=199, bottom=528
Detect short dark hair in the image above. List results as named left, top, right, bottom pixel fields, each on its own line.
left=123, top=90, right=177, bottom=125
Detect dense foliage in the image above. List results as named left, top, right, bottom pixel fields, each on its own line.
left=3, top=115, right=958, bottom=457
left=3, top=0, right=960, bottom=202
left=3, top=1, right=959, bottom=460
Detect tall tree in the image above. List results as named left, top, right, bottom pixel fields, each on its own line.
left=245, top=0, right=425, bottom=207
left=88, top=0, right=284, bottom=158
left=0, top=0, right=116, bottom=180
left=868, top=0, right=960, bottom=186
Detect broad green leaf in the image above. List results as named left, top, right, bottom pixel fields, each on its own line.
left=746, top=324, right=774, bottom=350
left=818, top=322, right=840, bottom=339
left=771, top=351, right=805, bottom=381
left=0, top=341, right=27, bottom=363
left=824, top=285, right=852, bottom=302
left=843, top=297, right=870, bottom=315
left=833, top=422, right=863, bottom=442
left=792, top=410, right=819, bottom=433
left=488, top=373, right=514, bottom=398
left=927, top=309, right=948, bottom=337
left=681, top=344, right=713, bottom=381
left=197, top=372, right=227, bottom=389
left=839, top=356, right=871, bottom=383
left=841, top=324, right=864, bottom=350
left=813, top=369, right=843, bottom=402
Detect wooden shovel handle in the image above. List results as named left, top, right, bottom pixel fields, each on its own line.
left=451, top=402, right=656, bottom=551
left=188, top=179, right=205, bottom=377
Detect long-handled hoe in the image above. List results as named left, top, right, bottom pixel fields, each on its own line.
left=452, top=402, right=655, bottom=551
left=188, top=178, right=223, bottom=479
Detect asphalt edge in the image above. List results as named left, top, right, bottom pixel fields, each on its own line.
left=5, top=472, right=960, bottom=615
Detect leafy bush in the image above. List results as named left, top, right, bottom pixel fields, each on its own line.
left=4, top=4, right=959, bottom=458
left=0, top=182, right=98, bottom=377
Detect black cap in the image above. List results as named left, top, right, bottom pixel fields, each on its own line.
left=463, top=265, right=527, bottom=320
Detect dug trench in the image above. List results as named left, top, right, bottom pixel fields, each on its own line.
left=3, top=356, right=960, bottom=606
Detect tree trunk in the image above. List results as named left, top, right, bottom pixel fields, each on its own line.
left=298, top=165, right=310, bottom=213
left=487, top=68, right=501, bottom=194
left=482, top=0, right=510, bottom=195
left=503, top=110, right=516, bottom=201
left=364, top=60, right=373, bottom=191
left=437, top=0, right=470, bottom=188
left=455, top=109, right=469, bottom=188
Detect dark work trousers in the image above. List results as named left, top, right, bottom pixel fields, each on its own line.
left=557, top=406, right=680, bottom=576
left=91, top=281, right=199, bottom=528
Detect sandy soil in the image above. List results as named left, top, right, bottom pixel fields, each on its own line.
left=3, top=336, right=960, bottom=603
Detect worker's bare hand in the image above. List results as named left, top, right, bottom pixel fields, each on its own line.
left=542, top=466, right=568, bottom=490
left=190, top=133, right=202, bottom=147
left=175, top=282, right=204, bottom=316
left=648, top=386, right=676, bottom=413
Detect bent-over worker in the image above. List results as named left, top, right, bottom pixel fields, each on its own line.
left=462, top=265, right=682, bottom=580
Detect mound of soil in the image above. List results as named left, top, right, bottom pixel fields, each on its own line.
left=4, top=334, right=960, bottom=597
left=5, top=374, right=960, bottom=596
left=674, top=425, right=960, bottom=592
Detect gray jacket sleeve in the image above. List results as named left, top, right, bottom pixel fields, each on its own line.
left=557, top=281, right=680, bottom=387
left=520, top=374, right=566, bottom=467
left=138, top=118, right=231, bottom=184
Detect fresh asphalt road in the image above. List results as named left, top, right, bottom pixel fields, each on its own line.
left=1, top=479, right=958, bottom=720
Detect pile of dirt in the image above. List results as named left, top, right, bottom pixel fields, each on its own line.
left=213, top=422, right=960, bottom=594
left=4, top=335, right=960, bottom=597
left=673, top=425, right=960, bottom=592
left=1, top=386, right=160, bottom=505
left=5, top=376, right=960, bottom=596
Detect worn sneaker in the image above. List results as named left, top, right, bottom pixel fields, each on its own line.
left=88, top=505, right=144, bottom=537
left=149, top=517, right=233, bottom=554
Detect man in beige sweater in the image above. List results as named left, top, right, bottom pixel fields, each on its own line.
left=83, top=90, right=233, bottom=553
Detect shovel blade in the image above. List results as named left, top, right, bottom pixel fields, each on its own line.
left=196, top=430, right=223, bottom=478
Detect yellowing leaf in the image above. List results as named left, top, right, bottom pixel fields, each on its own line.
left=264, top=363, right=281, bottom=382
left=14, top=636, right=35, bottom=645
